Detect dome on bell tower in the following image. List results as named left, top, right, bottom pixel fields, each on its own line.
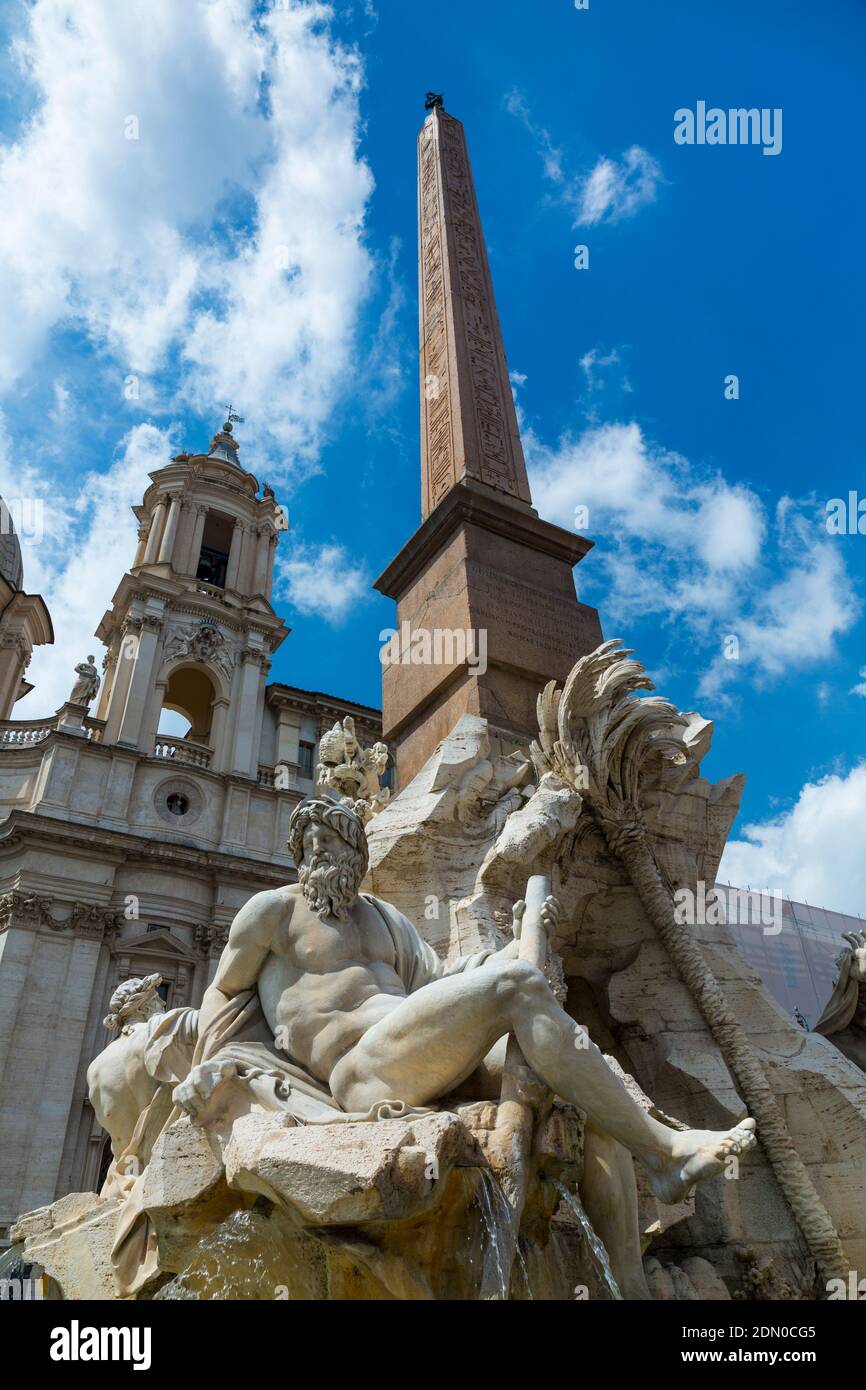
left=0, top=498, right=24, bottom=590
left=207, top=418, right=243, bottom=467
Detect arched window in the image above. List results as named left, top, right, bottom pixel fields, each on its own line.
left=157, top=666, right=216, bottom=745
left=196, top=511, right=234, bottom=589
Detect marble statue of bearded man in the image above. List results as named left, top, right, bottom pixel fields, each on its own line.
left=106, top=793, right=755, bottom=1296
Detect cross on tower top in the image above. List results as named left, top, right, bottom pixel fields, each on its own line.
left=223, top=404, right=245, bottom=433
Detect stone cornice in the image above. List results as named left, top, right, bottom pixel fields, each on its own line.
left=374, top=477, right=594, bottom=600
left=97, top=573, right=288, bottom=648
left=0, top=889, right=121, bottom=940
left=139, top=459, right=259, bottom=507
left=0, top=587, right=54, bottom=646
left=267, top=684, right=383, bottom=730
left=0, top=809, right=296, bottom=887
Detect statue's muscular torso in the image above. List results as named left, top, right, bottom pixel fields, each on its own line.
left=215, top=885, right=411, bottom=1085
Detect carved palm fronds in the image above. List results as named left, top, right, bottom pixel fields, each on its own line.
left=537, top=639, right=848, bottom=1284
left=532, top=639, right=687, bottom=851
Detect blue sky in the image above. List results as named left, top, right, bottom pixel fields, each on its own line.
left=2, top=0, right=864, bottom=911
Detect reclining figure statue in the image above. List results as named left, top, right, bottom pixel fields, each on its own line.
left=94, top=794, right=756, bottom=1297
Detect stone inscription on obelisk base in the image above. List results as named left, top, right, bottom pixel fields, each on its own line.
left=376, top=103, right=603, bottom=787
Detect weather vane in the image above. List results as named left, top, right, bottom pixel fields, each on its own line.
left=223, top=403, right=245, bottom=431
left=424, top=92, right=444, bottom=111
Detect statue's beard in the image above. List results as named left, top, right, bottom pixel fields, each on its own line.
left=299, top=850, right=362, bottom=922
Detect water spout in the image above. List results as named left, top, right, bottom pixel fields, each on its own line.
left=554, top=1180, right=623, bottom=1300
left=477, top=1169, right=515, bottom=1300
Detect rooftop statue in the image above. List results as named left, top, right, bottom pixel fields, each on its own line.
left=315, top=716, right=390, bottom=823
left=69, top=654, right=100, bottom=706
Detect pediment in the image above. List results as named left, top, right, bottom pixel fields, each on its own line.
left=112, top=927, right=199, bottom=964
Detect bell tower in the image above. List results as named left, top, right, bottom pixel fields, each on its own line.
left=94, top=418, right=288, bottom=777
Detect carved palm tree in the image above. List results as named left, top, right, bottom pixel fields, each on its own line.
left=532, top=639, right=847, bottom=1285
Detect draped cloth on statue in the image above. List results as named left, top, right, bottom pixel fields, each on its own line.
left=110, top=893, right=495, bottom=1296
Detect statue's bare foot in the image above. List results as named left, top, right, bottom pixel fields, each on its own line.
left=644, top=1118, right=756, bottom=1204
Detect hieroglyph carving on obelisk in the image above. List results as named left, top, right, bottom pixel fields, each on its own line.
left=418, top=106, right=532, bottom=517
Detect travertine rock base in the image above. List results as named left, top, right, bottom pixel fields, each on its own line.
left=15, top=1102, right=601, bottom=1301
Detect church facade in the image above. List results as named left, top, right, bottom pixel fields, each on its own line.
left=0, top=422, right=383, bottom=1244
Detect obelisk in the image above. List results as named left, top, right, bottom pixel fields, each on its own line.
left=375, top=100, right=603, bottom=786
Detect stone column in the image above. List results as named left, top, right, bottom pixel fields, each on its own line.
left=92, top=650, right=116, bottom=723
left=252, top=526, right=270, bottom=595
left=0, top=634, right=27, bottom=721
left=230, top=650, right=266, bottom=777
left=142, top=498, right=168, bottom=564
left=224, top=521, right=245, bottom=591
left=182, top=504, right=208, bottom=578
left=237, top=524, right=255, bottom=595
left=0, top=895, right=115, bottom=1226
left=264, top=531, right=279, bottom=600
left=132, top=523, right=149, bottom=568
left=253, top=658, right=269, bottom=763
left=117, top=617, right=162, bottom=750
left=102, top=621, right=139, bottom=745
left=141, top=676, right=167, bottom=755
left=209, top=695, right=231, bottom=772
left=157, top=492, right=183, bottom=566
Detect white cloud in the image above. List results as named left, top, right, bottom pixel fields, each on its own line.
left=698, top=535, right=858, bottom=697
left=525, top=419, right=858, bottom=690
left=0, top=1, right=379, bottom=713
left=529, top=418, right=765, bottom=575
left=719, top=763, right=866, bottom=917
left=354, top=236, right=408, bottom=431
left=850, top=666, right=866, bottom=698
left=51, top=381, right=72, bottom=423
left=504, top=93, right=660, bottom=227
left=576, top=147, right=663, bottom=226
left=275, top=541, right=369, bottom=624
left=4, top=421, right=176, bottom=716
left=503, top=90, right=563, bottom=183
left=180, top=4, right=374, bottom=470
left=579, top=346, right=631, bottom=395
left=0, top=0, right=375, bottom=477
